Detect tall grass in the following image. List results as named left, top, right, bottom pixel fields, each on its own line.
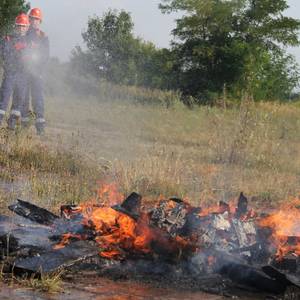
left=62, top=72, right=182, bottom=108
left=101, top=99, right=300, bottom=207
left=1, top=88, right=300, bottom=213
left=0, top=130, right=103, bottom=212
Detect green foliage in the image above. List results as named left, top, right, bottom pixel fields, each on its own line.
left=70, top=9, right=175, bottom=90
left=0, top=0, right=30, bottom=36
left=71, top=2, right=300, bottom=104
left=160, top=0, right=300, bottom=102
left=237, top=49, right=300, bottom=100
left=81, top=10, right=137, bottom=84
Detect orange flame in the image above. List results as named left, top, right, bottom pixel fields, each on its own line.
left=87, top=208, right=154, bottom=259
left=259, top=200, right=300, bottom=260
left=56, top=203, right=190, bottom=259
left=53, top=233, right=83, bottom=250
left=56, top=204, right=159, bottom=259
left=96, top=182, right=123, bottom=206
left=56, top=183, right=161, bottom=258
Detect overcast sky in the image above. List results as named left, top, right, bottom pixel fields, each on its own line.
left=30, top=0, right=300, bottom=63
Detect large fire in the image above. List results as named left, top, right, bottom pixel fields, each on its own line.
left=57, top=184, right=189, bottom=259
left=58, top=205, right=156, bottom=259
left=55, top=183, right=300, bottom=264
left=87, top=208, right=154, bottom=259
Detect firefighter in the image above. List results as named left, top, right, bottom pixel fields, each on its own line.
left=21, top=8, right=49, bottom=135
left=0, top=14, right=30, bottom=130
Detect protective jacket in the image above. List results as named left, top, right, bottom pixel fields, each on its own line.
left=2, top=34, right=28, bottom=74
left=26, top=28, right=49, bottom=75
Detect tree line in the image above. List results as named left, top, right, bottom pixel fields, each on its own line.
left=1, top=0, right=300, bottom=104
left=71, top=0, right=300, bottom=104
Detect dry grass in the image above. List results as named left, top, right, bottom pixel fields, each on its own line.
left=22, top=271, right=64, bottom=293
left=0, top=90, right=300, bottom=215
left=0, top=128, right=103, bottom=212
left=0, top=262, right=63, bottom=294
left=45, top=94, right=300, bottom=208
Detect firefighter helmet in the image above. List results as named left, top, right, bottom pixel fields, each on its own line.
left=29, top=8, right=43, bottom=20
left=15, top=13, right=30, bottom=26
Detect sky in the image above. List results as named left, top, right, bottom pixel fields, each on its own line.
left=30, top=0, right=300, bottom=63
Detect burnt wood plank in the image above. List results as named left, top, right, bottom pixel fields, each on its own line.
left=262, top=265, right=300, bottom=288
left=8, top=199, right=59, bottom=225
left=235, top=192, right=248, bottom=218
left=208, top=250, right=288, bottom=294
left=0, top=216, right=54, bottom=253
left=218, top=261, right=285, bottom=294
left=112, top=192, right=142, bottom=220
left=13, top=241, right=100, bottom=273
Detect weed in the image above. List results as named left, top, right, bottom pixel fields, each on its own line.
left=23, top=271, right=64, bottom=293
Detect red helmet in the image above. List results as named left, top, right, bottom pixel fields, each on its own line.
left=29, top=8, right=43, bottom=20
left=15, top=13, right=30, bottom=26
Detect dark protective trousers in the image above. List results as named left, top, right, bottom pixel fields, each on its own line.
left=21, top=73, right=45, bottom=132
left=0, top=72, right=27, bottom=127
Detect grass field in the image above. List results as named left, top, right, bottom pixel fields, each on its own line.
left=0, top=91, right=300, bottom=213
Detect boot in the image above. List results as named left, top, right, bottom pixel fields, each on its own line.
left=36, top=122, right=45, bottom=136
left=0, top=114, right=4, bottom=127
left=7, top=115, right=18, bottom=130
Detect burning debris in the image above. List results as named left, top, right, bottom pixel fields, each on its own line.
left=2, top=189, right=300, bottom=298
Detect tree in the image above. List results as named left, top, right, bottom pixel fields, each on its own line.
left=230, top=48, right=300, bottom=100
left=71, top=9, right=175, bottom=90
left=0, top=0, right=30, bottom=36
left=160, top=0, right=300, bottom=102
left=79, top=10, right=139, bottom=85
left=134, top=41, right=176, bottom=89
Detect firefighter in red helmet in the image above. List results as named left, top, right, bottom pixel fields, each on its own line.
left=21, top=8, right=49, bottom=135
left=0, top=14, right=30, bottom=129
left=29, top=8, right=43, bottom=21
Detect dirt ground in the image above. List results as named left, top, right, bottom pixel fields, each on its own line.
left=1, top=275, right=275, bottom=300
